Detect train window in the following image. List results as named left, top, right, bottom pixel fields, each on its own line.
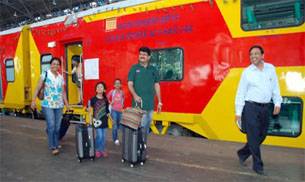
left=150, top=48, right=183, bottom=81
left=41, top=54, right=52, bottom=73
left=267, top=97, right=302, bottom=137
left=241, top=0, right=305, bottom=31
left=5, top=59, right=14, bottom=82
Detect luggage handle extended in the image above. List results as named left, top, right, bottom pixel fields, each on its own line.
left=135, top=100, right=143, bottom=109
left=70, top=120, right=86, bottom=125
left=64, top=109, right=74, bottom=114
left=70, top=116, right=86, bottom=125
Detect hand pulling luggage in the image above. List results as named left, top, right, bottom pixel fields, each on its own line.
left=75, top=122, right=95, bottom=162
left=59, top=110, right=73, bottom=140
left=121, top=126, right=146, bottom=167
left=121, top=102, right=145, bottom=130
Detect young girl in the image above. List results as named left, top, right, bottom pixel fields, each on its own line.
left=107, top=79, right=124, bottom=145
left=89, top=82, right=109, bottom=158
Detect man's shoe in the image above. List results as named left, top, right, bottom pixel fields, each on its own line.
left=239, top=158, right=246, bottom=166
left=254, top=169, right=264, bottom=175
left=237, top=154, right=246, bottom=166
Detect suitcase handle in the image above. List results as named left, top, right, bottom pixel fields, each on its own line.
left=135, top=100, right=143, bottom=109
left=65, top=109, right=74, bottom=115
left=70, top=120, right=86, bottom=125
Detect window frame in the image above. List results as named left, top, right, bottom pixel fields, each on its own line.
left=5, top=58, right=15, bottom=83
left=150, top=47, right=184, bottom=82
left=240, top=96, right=303, bottom=138
left=240, top=0, right=305, bottom=31
left=269, top=96, right=303, bottom=138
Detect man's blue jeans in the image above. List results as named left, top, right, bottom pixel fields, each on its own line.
left=111, top=110, right=122, bottom=141
left=43, top=107, right=63, bottom=150
left=95, top=128, right=106, bottom=152
left=141, top=110, right=153, bottom=143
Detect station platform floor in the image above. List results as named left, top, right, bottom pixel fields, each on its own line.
left=0, top=115, right=304, bottom=182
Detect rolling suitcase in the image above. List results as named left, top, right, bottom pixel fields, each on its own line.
left=121, top=126, right=146, bottom=167
left=75, top=124, right=95, bottom=162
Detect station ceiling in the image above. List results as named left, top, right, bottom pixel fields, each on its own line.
left=0, top=0, right=99, bottom=31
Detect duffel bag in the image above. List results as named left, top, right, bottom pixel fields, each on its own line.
left=121, top=104, right=145, bottom=130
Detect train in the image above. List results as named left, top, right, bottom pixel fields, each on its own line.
left=0, top=0, right=304, bottom=148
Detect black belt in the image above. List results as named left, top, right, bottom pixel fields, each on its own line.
left=246, top=101, right=269, bottom=107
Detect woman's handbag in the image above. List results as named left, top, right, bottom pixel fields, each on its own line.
left=121, top=102, right=146, bottom=130
left=38, top=71, right=48, bottom=100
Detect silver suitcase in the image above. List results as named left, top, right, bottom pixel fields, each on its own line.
left=121, top=126, right=146, bottom=167
left=75, top=124, right=95, bottom=162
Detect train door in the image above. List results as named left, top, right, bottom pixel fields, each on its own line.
left=0, top=67, right=2, bottom=102
left=65, top=43, right=83, bottom=105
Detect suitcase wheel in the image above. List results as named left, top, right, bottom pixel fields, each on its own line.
left=130, top=164, right=134, bottom=168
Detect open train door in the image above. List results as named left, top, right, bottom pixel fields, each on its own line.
left=0, top=67, right=3, bottom=102
left=65, top=43, right=83, bottom=105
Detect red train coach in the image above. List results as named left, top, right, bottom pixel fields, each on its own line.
left=0, top=0, right=304, bottom=148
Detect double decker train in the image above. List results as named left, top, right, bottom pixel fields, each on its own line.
left=0, top=0, right=304, bottom=148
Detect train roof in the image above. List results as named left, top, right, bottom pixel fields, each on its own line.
left=0, top=0, right=155, bottom=36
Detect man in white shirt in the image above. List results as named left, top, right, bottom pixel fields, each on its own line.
left=235, top=45, right=282, bottom=175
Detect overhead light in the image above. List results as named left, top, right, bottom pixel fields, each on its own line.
left=90, top=2, right=97, bottom=8
left=35, top=16, right=41, bottom=21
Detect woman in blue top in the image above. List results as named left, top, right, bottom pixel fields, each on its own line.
left=31, top=57, right=69, bottom=155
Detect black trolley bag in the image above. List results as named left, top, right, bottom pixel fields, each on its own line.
left=73, top=117, right=95, bottom=162
left=121, top=126, right=147, bottom=167
left=59, top=110, right=73, bottom=140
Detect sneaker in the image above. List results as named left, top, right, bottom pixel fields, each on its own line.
left=95, top=151, right=102, bottom=158
left=114, top=140, right=120, bottom=146
left=102, top=151, right=108, bottom=157
left=52, top=149, right=59, bottom=155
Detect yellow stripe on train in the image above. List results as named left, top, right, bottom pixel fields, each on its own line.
left=152, top=67, right=305, bottom=149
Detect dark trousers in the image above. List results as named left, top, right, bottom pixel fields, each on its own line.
left=237, top=102, right=270, bottom=171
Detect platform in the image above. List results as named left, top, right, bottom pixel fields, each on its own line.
left=0, top=116, right=304, bottom=182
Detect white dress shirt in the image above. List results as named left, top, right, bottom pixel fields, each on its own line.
left=235, top=62, right=282, bottom=116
